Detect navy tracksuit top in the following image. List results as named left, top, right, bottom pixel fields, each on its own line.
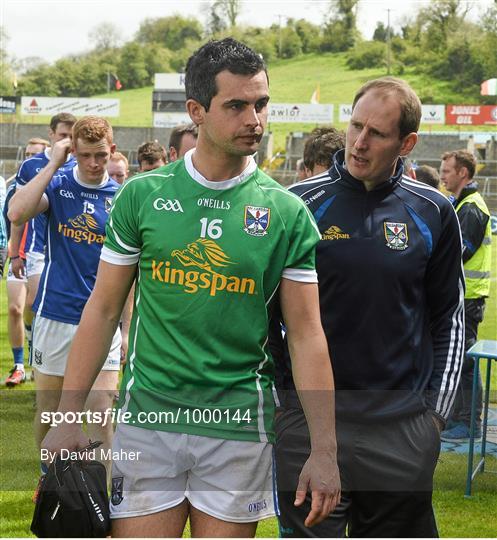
left=271, top=150, right=465, bottom=422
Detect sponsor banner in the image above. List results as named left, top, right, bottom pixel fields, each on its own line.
left=446, top=105, right=497, bottom=126
left=268, top=103, right=333, bottom=124
left=339, top=104, right=446, bottom=124
left=0, top=96, right=17, bottom=114
left=339, top=104, right=352, bottom=123
left=21, top=97, right=120, bottom=117
left=153, top=112, right=191, bottom=128
left=154, top=73, right=186, bottom=90
left=421, top=104, right=445, bottom=124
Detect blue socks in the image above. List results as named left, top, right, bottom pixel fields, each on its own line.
left=12, top=347, right=24, bottom=367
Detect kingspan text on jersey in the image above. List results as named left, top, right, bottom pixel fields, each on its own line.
left=151, top=260, right=256, bottom=297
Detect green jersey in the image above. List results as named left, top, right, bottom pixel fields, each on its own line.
left=102, top=152, right=320, bottom=443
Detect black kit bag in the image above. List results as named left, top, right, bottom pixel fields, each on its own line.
left=31, top=443, right=110, bottom=538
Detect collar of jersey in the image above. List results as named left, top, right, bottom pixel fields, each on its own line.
left=72, top=165, right=109, bottom=189
left=184, top=149, right=257, bottom=190
left=333, top=149, right=403, bottom=193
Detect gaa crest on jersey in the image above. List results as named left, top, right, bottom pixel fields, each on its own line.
left=105, top=197, right=113, bottom=213
left=384, top=222, right=408, bottom=250
left=243, top=206, right=270, bottom=237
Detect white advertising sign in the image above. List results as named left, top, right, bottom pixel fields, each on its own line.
left=339, top=104, right=353, bottom=123
left=153, top=112, right=191, bottom=128
left=421, top=104, right=445, bottom=124
left=154, top=73, right=186, bottom=90
left=268, top=104, right=333, bottom=124
left=21, top=97, right=120, bottom=117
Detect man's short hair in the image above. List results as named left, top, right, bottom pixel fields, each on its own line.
left=352, top=77, right=421, bottom=139
left=109, top=151, right=129, bottom=169
left=137, top=141, right=167, bottom=166
left=49, top=112, right=77, bottom=131
left=72, top=116, right=113, bottom=144
left=27, top=137, right=50, bottom=148
left=303, top=127, right=346, bottom=172
left=185, top=38, right=267, bottom=111
left=415, top=165, right=440, bottom=189
left=169, top=124, right=198, bottom=153
left=441, top=150, right=477, bottom=179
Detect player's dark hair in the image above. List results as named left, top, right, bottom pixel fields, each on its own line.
left=49, top=112, right=77, bottom=131
left=415, top=165, right=440, bottom=189
left=137, top=141, right=167, bottom=166
left=303, top=127, right=345, bottom=173
left=185, top=38, right=267, bottom=111
left=169, top=123, right=198, bottom=153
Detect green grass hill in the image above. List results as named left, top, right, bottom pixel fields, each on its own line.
left=5, top=52, right=494, bottom=150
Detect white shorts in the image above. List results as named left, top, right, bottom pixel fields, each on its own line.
left=32, top=315, right=121, bottom=376
left=6, top=260, right=27, bottom=283
left=26, top=251, right=45, bottom=278
left=110, top=423, right=275, bottom=523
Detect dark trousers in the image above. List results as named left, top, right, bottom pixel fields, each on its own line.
left=275, top=408, right=440, bottom=538
left=450, top=298, right=486, bottom=427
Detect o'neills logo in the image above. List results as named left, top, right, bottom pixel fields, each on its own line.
left=151, top=238, right=256, bottom=296
left=57, top=213, right=105, bottom=244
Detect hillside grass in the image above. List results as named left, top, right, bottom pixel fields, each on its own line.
left=3, top=52, right=495, bottom=150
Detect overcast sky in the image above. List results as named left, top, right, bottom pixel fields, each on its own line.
left=2, top=0, right=493, bottom=63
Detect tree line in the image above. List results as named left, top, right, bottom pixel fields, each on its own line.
left=1, top=0, right=496, bottom=103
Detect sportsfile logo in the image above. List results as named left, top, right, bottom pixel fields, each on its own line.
left=57, top=213, right=105, bottom=244
left=151, top=238, right=256, bottom=296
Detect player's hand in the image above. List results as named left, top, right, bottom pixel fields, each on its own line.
left=295, top=449, right=341, bottom=528
left=41, top=423, right=90, bottom=462
left=120, top=333, right=128, bottom=365
left=12, top=256, right=26, bottom=279
left=50, top=138, right=72, bottom=168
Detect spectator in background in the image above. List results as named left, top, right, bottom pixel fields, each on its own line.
left=439, top=150, right=492, bottom=442
left=4, top=136, right=54, bottom=387
left=168, top=123, right=198, bottom=161
left=108, top=152, right=129, bottom=184
left=137, top=141, right=167, bottom=172
left=416, top=165, right=440, bottom=190
left=301, top=127, right=345, bottom=179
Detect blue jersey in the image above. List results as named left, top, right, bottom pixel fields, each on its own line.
left=33, top=166, right=120, bottom=324
left=16, top=150, right=76, bottom=255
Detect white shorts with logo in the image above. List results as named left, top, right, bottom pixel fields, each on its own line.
left=110, top=423, right=275, bottom=523
left=6, top=260, right=27, bottom=283
left=32, top=315, right=121, bottom=376
left=26, top=251, right=45, bottom=278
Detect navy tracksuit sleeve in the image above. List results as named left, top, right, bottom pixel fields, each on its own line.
left=424, top=203, right=465, bottom=421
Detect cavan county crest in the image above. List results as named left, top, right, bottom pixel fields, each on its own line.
left=244, top=206, right=271, bottom=237
left=105, top=197, right=113, bottom=213
left=384, top=222, right=408, bottom=250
